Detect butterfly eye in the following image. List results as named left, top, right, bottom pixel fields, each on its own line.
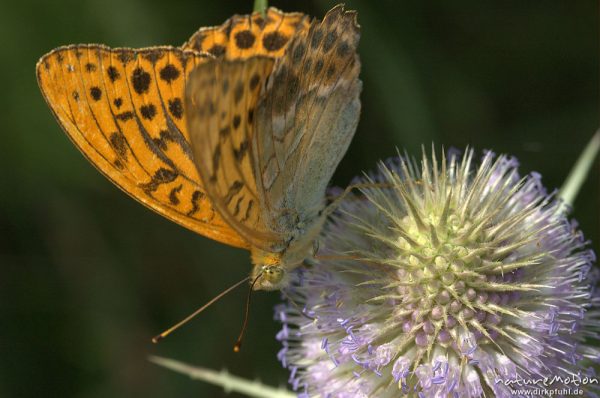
left=262, top=265, right=284, bottom=284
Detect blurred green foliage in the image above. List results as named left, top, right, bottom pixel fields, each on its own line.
left=0, top=0, right=597, bottom=397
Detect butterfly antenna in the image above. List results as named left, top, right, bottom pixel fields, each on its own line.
left=233, top=273, right=263, bottom=352
left=152, top=276, right=250, bottom=344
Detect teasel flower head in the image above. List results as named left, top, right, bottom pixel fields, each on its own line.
left=275, top=149, right=600, bottom=398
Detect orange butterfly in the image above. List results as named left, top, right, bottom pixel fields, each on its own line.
left=37, top=5, right=361, bottom=291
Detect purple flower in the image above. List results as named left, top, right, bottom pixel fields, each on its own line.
left=276, top=149, right=600, bottom=397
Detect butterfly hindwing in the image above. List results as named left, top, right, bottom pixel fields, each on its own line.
left=253, top=5, right=362, bottom=234
left=36, top=45, right=249, bottom=249
left=183, top=7, right=310, bottom=59
left=185, top=56, right=282, bottom=251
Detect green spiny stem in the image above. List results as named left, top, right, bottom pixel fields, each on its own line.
left=149, top=356, right=295, bottom=398
left=253, top=0, right=267, bottom=14
left=559, top=128, right=600, bottom=208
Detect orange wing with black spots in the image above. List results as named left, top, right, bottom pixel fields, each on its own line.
left=183, top=7, right=310, bottom=59
left=36, top=45, right=249, bottom=249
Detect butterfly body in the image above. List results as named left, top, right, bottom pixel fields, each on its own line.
left=249, top=210, right=325, bottom=290
left=37, top=5, right=361, bottom=291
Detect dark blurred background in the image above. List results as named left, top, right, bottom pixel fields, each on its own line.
left=1, top=1, right=597, bottom=397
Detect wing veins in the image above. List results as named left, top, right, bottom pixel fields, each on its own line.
left=72, top=48, right=153, bottom=181
left=292, top=38, right=358, bottom=182
left=230, top=61, right=260, bottom=201
left=150, top=53, right=195, bottom=163
left=120, top=53, right=183, bottom=177
left=94, top=48, right=157, bottom=179
left=295, top=55, right=357, bottom=178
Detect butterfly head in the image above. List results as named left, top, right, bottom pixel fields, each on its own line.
left=250, top=248, right=295, bottom=290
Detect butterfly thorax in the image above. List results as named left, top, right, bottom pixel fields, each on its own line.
left=250, top=216, right=323, bottom=290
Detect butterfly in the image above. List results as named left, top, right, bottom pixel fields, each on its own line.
left=36, top=4, right=361, bottom=291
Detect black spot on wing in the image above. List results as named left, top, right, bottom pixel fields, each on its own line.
left=326, top=65, right=336, bottom=79
left=159, top=64, right=180, bottom=83
left=249, top=74, right=260, bottom=90
left=254, top=15, right=266, bottom=29
left=143, top=50, right=164, bottom=63
left=114, top=159, right=125, bottom=170
left=292, top=42, right=305, bottom=64
left=242, top=200, right=254, bottom=222
left=323, top=30, right=337, bottom=53
left=314, top=59, right=324, bottom=75
left=304, top=58, right=313, bottom=71
left=168, top=98, right=183, bottom=119
left=140, top=104, right=156, bottom=120
left=234, top=140, right=249, bottom=161
left=210, top=145, right=221, bottom=182
left=208, top=45, right=226, bottom=57
left=107, top=66, right=120, bottom=82
left=222, top=79, right=229, bottom=94
left=263, top=31, right=288, bottom=51
left=117, top=51, right=134, bottom=64
left=153, top=129, right=176, bottom=151
left=109, top=131, right=128, bottom=158
left=90, top=86, right=102, bottom=101
left=311, top=28, right=323, bottom=49
left=232, top=115, right=241, bottom=129
left=337, top=41, right=350, bottom=57
left=232, top=197, right=243, bottom=217
left=219, top=126, right=231, bottom=138
left=207, top=100, right=216, bottom=115
left=273, top=65, right=287, bottom=86
left=270, top=66, right=299, bottom=114
left=235, top=30, right=256, bottom=49
left=288, top=74, right=300, bottom=97
left=116, top=111, right=134, bottom=121
left=224, top=181, right=244, bottom=205
left=140, top=168, right=178, bottom=194
left=186, top=190, right=205, bottom=216
left=169, top=184, right=183, bottom=205
left=132, top=67, right=151, bottom=94
left=233, top=81, right=244, bottom=104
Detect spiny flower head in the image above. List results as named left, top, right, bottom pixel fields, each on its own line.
left=276, top=149, right=600, bottom=397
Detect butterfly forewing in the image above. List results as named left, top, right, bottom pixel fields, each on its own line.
left=253, top=5, right=362, bottom=234
left=183, top=7, right=309, bottom=59
left=36, top=4, right=362, bottom=280
left=37, top=45, right=249, bottom=249
left=185, top=57, right=283, bottom=251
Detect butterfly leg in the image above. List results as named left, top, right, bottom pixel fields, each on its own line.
left=322, top=182, right=393, bottom=217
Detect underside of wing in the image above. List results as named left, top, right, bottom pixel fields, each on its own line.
left=183, top=7, right=309, bottom=60
left=36, top=45, right=249, bottom=249
left=185, top=57, right=284, bottom=251
left=253, top=5, right=362, bottom=233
